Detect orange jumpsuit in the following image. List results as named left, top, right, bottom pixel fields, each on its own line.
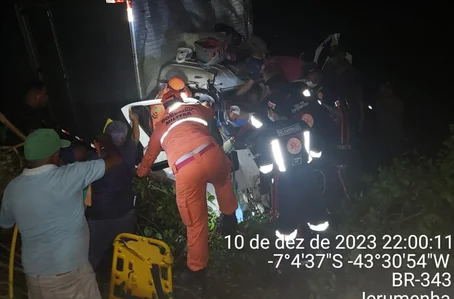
left=137, top=103, right=238, bottom=271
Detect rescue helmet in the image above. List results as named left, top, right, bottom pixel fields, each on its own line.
left=168, top=77, right=192, bottom=98
left=161, top=90, right=184, bottom=110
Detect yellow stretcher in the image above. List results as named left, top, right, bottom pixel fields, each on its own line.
left=109, top=233, right=174, bottom=299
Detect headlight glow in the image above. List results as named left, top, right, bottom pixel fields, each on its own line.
left=318, top=100, right=322, bottom=105
left=275, top=229, right=298, bottom=241
left=250, top=115, right=263, bottom=128
left=259, top=164, right=273, bottom=174
left=302, top=89, right=311, bottom=97
left=271, top=139, right=286, bottom=172
left=307, top=221, right=329, bottom=232
left=368, top=105, right=373, bottom=110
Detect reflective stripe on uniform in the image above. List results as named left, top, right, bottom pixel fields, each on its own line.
left=160, top=117, right=208, bottom=145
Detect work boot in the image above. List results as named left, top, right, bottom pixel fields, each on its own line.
left=220, top=213, right=237, bottom=236
left=180, top=268, right=207, bottom=297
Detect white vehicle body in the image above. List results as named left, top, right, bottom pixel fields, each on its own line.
left=121, top=33, right=349, bottom=217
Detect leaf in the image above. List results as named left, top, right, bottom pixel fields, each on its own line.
left=143, top=226, right=154, bottom=237
left=207, top=191, right=216, bottom=202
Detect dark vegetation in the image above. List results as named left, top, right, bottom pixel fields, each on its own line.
left=1, top=127, right=454, bottom=298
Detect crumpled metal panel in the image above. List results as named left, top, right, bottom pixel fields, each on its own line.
left=131, top=0, right=252, bottom=98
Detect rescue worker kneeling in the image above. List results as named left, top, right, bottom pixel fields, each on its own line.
left=137, top=91, right=238, bottom=291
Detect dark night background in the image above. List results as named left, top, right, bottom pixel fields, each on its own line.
left=252, top=2, right=450, bottom=153
left=2, top=1, right=450, bottom=153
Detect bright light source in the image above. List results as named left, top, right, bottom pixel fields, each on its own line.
left=127, top=7, right=133, bottom=22
left=275, top=229, right=298, bottom=241
left=318, top=100, right=322, bottom=105
left=259, top=164, right=273, bottom=174
left=271, top=139, right=286, bottom=172
left=307, top=221, right=329, bottom=232
left=250, top=114, right=263, bottom=128
left=302, top=89, right=311, bottom=97
left=168, top=102, right=183, bottom=112
left=368, top=105, right=373, bottom=110
left=310, top=150, right=322, bottom=158
left=90, top=143, right=96, bottom=148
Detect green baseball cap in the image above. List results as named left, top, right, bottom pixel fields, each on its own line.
left=24, top=129, right=71, bottom=161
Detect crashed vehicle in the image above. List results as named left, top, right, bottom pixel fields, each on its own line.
left=121, top=59, right=269, bottom=217
left=120, top=32, right=353, bottom=218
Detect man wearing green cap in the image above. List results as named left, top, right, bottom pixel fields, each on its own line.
left=0, top=128, right=121, bottom=298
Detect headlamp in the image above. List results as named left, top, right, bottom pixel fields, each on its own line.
left=302, top=89, right=311, bottom=97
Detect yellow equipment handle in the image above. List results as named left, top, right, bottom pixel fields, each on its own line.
left=9, top=225, right=18, bottom=299
left=103, top=118, right=113, bottom=133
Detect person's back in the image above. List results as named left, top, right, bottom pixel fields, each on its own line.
left=266, top=56, right=305, bottom=82
left=3, top=162, right=103, bottom=274
left=0, top=129, right=123, bottom=299
left=89, top=140, right=137, bottom=220
left=86, top=116, right=140, bottom=274
left=153, top=104, right=215, bottom=167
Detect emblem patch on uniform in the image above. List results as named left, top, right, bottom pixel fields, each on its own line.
left=301, top=113, right=314, bottom=127
left=287, top=137, right=302, bottom=154
left=277, top=123, right=302, bottom=137
left=151, top=105, right=162, bottom=119
left=318, top=92, right=323, bottom=99
left=292, top=157, right=303, bottom=166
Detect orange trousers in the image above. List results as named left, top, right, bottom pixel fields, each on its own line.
left=174, top=143, right=238, bottom=271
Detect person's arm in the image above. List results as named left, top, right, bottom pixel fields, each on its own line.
left=236, top=79, right=255, bottom=96
left=137, top=133, right=161, bottom=177
left=0, top=189, right=15, bottom=230
left=129, top=109, right=140, bottom=144
left=97, top=133, right=122, bottom=172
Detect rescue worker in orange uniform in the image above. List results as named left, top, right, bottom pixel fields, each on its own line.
left=137, top=91, right=238, bottom=292
left=151, top=77, right=194, bottom=130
